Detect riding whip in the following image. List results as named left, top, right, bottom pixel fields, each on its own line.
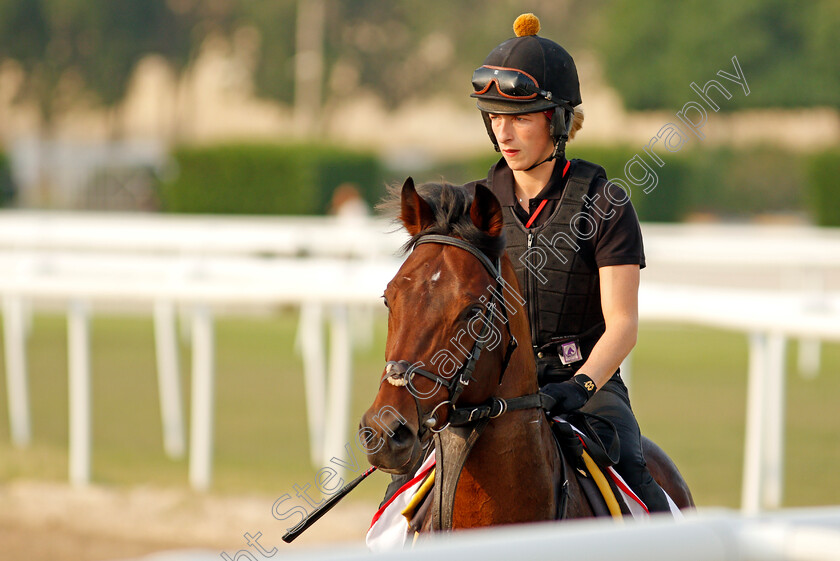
left=282, top=466, right=378, bottom=543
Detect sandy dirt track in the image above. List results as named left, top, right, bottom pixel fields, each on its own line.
left=0, top=480, right=374, bottom=561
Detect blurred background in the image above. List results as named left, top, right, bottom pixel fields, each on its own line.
left=0, top=1, right=839, bottom=560
left=0, top=0, right=838, bottom=219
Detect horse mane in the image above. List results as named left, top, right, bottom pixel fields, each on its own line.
left=377, top=180, right=506, bottom=260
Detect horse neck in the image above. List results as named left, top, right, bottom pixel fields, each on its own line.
left=448, top=407, right=558, bottom=526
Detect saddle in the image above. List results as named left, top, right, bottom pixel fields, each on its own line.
left=405, top=413, right=632, bottom=530
left=549, top=413, right=630, bottom=519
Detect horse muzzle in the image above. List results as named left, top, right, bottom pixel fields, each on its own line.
left=359, top=410, right=422, bottom=475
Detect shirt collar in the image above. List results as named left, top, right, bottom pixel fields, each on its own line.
left=487, top=156, right=570, bottom=207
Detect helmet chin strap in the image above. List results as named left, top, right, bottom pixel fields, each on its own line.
left=522, top=137, right=564, bottom=172
left=522, top=107, right=570, bottom=171
left=522, top=155, right=553, bottom=172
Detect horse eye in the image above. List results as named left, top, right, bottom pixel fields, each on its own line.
left=381, top=294, right=390, bottom=308
left=461, top=305, right=483, bottom=322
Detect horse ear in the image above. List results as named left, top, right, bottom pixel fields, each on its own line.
left=470, top=184, right=504, bottom=238
left=399, top=177, right=435, bottom=236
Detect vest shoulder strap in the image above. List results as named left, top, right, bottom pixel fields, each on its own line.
left=562, top=159, right=606, bottom=204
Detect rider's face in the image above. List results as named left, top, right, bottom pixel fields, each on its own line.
left=488, top=112, right=554, bottom=171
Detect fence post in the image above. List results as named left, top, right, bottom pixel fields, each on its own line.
left=188, top=304, right=215, bottom=491
left=299, top=302, right=327, bottom=467
left=68, top=300, right=92, bottom=486
left=742, top=331, right=767, bottom=514
left=154, top=300, right=186, bottom=459
left=763, top=333, right=787, bottom=509
left=324, top=304, right=352, bottom=470
left=3, top=296, right=31, bottom=446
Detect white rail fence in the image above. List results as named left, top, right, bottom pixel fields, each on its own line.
left=0, top=211, right=403, bottom=491
left=0, top=211, right=839, bottom=516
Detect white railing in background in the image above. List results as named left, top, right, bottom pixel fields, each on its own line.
left=0, top=211, right=839, bottom=516
left=0, top=211, right=404, bottom=491
left=640, top=222, right=840, bottom=514
left=0, top=210, right=402, bottom=256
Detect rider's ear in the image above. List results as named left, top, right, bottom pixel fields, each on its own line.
left=470, top=184, right=504, bottom=238
left=399, top=177, right=435, bottom=236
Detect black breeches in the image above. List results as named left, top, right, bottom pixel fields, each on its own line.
left=538, top=359, right=671, bottom=513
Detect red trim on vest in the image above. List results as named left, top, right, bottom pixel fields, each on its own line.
left=524, top=159, right=571, bottom=228
left=525, top=200, right=547, bottom=228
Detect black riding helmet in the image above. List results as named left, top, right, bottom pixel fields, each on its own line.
left=471, top=14, right=581, bottom=161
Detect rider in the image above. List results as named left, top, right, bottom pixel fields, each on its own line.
left=464, top=13, right=671, bottom=513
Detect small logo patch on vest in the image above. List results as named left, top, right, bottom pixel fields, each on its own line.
left=560, top=340, right=583, bottom=365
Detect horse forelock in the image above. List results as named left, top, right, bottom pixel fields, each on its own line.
left=378, top=181, right=506, bottom=261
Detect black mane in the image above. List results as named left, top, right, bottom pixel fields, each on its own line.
left=378, top=181, right=506, bottom=260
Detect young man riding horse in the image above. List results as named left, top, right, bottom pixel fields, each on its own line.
left=463, top=13, right=671, bottom=513
left=362, top=16, right=687, bottom=540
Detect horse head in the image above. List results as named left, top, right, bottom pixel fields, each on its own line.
left=359, top=177, right=535, bottom=474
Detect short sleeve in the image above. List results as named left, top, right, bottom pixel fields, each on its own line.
left=590, top=179, right=646, bottom=269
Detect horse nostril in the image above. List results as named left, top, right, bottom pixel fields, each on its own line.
left=390, top=422, right=414, bottom=447
left=359, top=423, right=377, bottom=448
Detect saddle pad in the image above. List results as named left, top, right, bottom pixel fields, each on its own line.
left=366, top=435, right=683, bottom=551
left=554, top=417, right=683, bottom=520
left=579, top=448, right=625, bottom=519
left=366, top=452, right=435, bottom=551
left=608, top=466, right=683, bottom=518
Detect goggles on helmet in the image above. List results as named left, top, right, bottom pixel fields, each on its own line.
left=471, top=65, right=554, bottom=101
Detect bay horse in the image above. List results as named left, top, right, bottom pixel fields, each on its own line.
left=360, top=178, right=693, bottom=531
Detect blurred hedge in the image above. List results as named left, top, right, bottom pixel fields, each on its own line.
left=806, top=149, right=840, bottom=227
left=0, top=151, right=15, bottom=207
left=421, top=145, right=811, bottom=223
left=158, top=143, right=836, bottom=224
left=159, top=144, right=385, bottom=215
left=567, top=145, right=693, bottom=223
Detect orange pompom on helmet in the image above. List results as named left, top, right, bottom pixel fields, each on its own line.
left=471, top=13, right=581, bottom=159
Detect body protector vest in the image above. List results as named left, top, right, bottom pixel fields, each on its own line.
left=499, top=160, right=607, bottom=363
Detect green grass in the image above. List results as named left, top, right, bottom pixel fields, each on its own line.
left=0, top=310, right=393, bottom=502
left=631, top=323, right=840, bottom=508
left=0, top=312, right=838, bottom=510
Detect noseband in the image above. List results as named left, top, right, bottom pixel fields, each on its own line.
left=379, top=234, right=526, bottom=433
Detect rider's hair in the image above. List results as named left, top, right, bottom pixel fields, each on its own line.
left=568, top=106, right=584, bottom=142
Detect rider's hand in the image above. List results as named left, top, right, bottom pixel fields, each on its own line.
left=540, top=374, right=598, bottom=414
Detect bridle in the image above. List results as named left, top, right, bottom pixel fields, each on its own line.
left=379, top=234, right=551, bottom=436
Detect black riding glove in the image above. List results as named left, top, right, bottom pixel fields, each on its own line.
left=540, top=374, right=598, bottom=415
